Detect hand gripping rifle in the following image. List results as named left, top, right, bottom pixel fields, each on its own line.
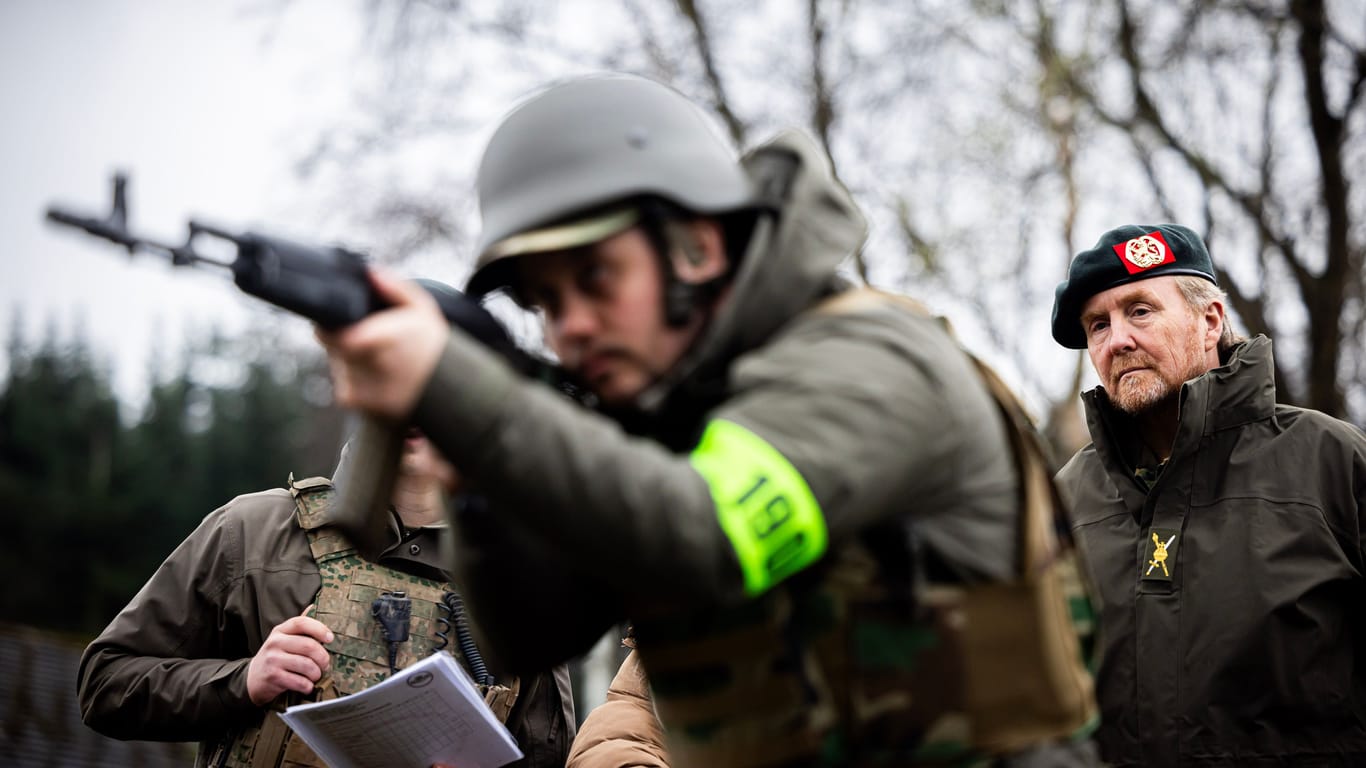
left=45, top=173, right=537, bottom=557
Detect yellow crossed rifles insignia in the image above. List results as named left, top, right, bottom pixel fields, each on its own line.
left=1143, top=528, right=1178, bottom=581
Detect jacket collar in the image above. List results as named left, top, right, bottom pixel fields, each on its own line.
left=1081, top=335, right=1277, bottom=467
left=1191, top=334, right=1277, bottom=432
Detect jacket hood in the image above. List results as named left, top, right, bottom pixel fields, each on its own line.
left=635, top=130, right=868, bottom=413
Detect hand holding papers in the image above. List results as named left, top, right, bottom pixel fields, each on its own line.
left=280, top=652, right=524, bottom=768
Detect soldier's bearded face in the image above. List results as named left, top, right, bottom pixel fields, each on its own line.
left=517, top=228, right=708, bottom=407
left=1081, top=276, right=1220, bottom=416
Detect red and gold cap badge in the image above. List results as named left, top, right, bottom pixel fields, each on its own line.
left=1112, top=230, right=1176, bottom=275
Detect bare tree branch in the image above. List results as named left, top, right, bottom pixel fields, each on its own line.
left=1043, top=354, right=1091, bottom=464
left=804, top=0, right=869, bottom=282
left=806, top=0, right=835, bottom=156
left=1065, top=2, right=1314, bottom=296
left=623, top=0, right=681, bottom=81
left=1290, top=0, right=1350, bottom=415
left=308, top=0, right=1365, bottom=425
left=1345, top=48, right=1366, bottom=115
left=1028, top=0, right=1093, bottom=456
left=671, top=0, right=748, bottom=146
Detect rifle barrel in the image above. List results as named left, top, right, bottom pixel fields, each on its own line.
left=46, top=206, right=234, bottom=270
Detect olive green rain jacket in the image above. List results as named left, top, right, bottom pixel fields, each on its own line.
left=1057, top=336, right=1366, bottom=766
left=412, top=130, right=1018, bottom=662
left=409, top=131, right=1099, bottom=767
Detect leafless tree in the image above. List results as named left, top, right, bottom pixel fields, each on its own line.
left=1031, top=0, right=1364, bottom=425
left=292, top=0, right=1366, bottom=456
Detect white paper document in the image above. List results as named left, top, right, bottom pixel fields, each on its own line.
left=280, top=652, right=524, bottom=768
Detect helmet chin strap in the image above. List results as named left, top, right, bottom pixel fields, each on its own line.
left=664, top=279, right=695, bottom=327
left=638, top=200, right=728, bottom=328
left=665, top=274, right=729, bottom=327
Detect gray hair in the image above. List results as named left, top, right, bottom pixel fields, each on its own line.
left=1174, top=275, right=1244, bottom=353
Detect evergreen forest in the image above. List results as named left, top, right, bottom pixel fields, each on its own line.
left=0, top=325, right=345, bottom=636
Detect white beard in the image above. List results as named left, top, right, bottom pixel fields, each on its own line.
left=1112, top=369, right=1174, bottom=415
left=1108, top=329, right=1209, bottom=415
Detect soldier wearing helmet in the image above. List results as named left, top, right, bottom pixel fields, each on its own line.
left=320, top=74, right=1098, bottom=766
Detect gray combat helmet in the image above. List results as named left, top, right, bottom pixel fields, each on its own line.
left=467, top=74, right=755, bottom=299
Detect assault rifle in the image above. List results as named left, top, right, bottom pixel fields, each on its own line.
left=45, top=173, right=547, bottom=556
left=45, top=173, right=519, bottom=348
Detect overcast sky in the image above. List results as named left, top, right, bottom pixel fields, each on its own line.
left=1, top=1, right=1103, bottom=423
left=1, top=1, right=368, bottom=408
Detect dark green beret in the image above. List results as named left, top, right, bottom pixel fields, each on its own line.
left=1051, top=223, right=1216, bottom=349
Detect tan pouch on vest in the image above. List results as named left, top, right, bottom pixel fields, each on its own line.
left=821, top=288, right=1097, bottom=751
left=482, top=678, right=522, bottom=725
left=957, top=357, right=1096, bottom=751
left=241, top=680, right=338, bottom=768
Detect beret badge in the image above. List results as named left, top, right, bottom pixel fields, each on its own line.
left=1113, top=231, right=1175, bottom=275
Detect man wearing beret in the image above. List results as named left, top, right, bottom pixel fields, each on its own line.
left=1051, top=223, right=1366, bottom=766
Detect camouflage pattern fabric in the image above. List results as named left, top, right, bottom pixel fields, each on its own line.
left=636, top=542, right=1004, bottom=768
left=633, top=292, right=1097, bottom=768
left=217, top=478, right=518, bottom=768
left=1132, top=464, right=1162, bottom=492
left=637, top=506, right=1096, bottom=768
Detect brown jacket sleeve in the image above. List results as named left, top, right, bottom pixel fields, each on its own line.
left=76, top=490, right=318, bottom=741
left=567, top=651, right=670, bottom=768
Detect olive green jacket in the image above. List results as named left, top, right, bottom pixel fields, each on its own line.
left=1058, top=336, right=1366, bottom=766
left=411, top=131, right=1019, bottom=669
left=76, top=479, right=574, bottom=768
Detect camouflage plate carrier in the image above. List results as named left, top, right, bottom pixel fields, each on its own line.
left=634, top=290, right=1097, bottom=767
left=203, top=477, right=519, bottom=768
